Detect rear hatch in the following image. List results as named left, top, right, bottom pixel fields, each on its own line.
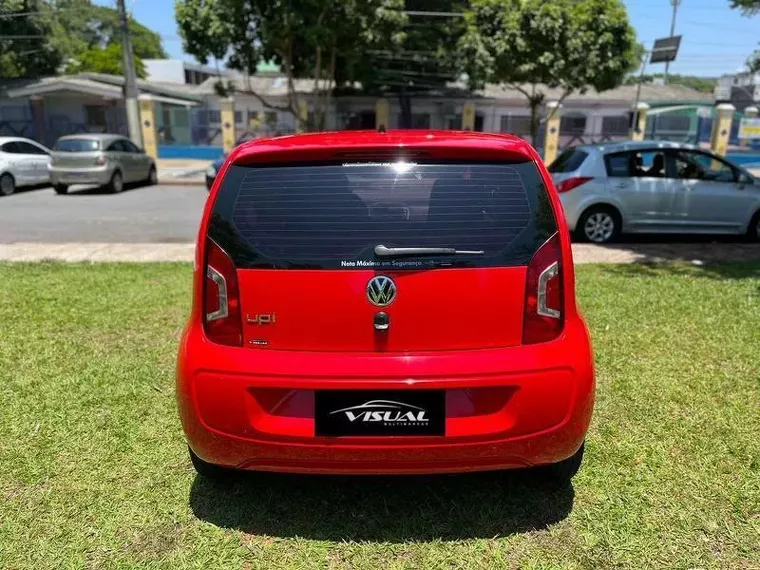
left=208, top=160, right=558, bottom=352
left=51, top=138, right=103, bottom=167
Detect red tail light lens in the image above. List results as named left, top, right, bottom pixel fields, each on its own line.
left=203, top=239, right=242, bottom=346
left=523, top=233, right=564, bottom=344
left=95, top=156, right=107, bottom=166
left=556, top=176, right=592, bottom=193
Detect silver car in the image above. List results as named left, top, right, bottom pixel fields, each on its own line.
left=549, top=140, right=759, bottom=243
left=49, top=134, right=157, bottom=194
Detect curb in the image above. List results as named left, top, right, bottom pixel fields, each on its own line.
left=157, top=178, right=207, bottom=187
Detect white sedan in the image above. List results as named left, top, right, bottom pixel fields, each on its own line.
left=0, top=136, right=51, bottom=196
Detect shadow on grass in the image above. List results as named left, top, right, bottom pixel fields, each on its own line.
left=190, top=469, right=574, bottom=542
left=597, top=259, right=760, bottom=281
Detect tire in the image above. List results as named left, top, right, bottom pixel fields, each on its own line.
left=537, top=442, right=585, bottom=485
left=53, top=184, right=68, bottom=195
left=188, top=446, right=235, bottom=481
left=746, top=211, right=760, bottom=242
left=107, top=170, right=124, bottom=194
left=146, top=165, right=157, bottom=186
left=0, top=173, right=15, bottom=196
left=576, top=206, right=621, bottom=244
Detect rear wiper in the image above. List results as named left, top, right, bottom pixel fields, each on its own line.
left=374, top=244, right=484, bottom=257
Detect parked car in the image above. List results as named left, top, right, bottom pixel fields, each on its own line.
left=0, top=136, right=51, bottom=196
left=206, top=133, right=257, bottom=190
left=550, top=140, right=759, bottom=243
left=177, top=131, right=595, bottom=482
left=49, top=134, right=157, bottom=194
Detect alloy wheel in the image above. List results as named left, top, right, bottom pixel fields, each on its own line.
left=584, top=212, right=615, bottom=243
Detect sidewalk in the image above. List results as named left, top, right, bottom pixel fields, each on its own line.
left=156, top=159, right=212, bottom=186
left=2, top=242, right=759, bottom=264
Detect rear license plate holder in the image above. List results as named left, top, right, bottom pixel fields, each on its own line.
left=315, top=390, right=445, bottom=437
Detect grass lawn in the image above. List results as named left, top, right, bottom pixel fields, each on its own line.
left=1, top=262, right=759, bottom=569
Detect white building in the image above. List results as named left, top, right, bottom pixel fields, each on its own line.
left=143, top=59, right=234, bottom=86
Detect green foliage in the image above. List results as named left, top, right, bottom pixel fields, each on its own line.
left=460, top=0, right=640, bottom=141
left=51, top=0, right=166, bottom=61
left=623, top=73, right=717, bottom=93
left=0, top=0, right=164, bottom=79
left=62, top=42, right=147, bottom=78
left=174, top=0, right=408, bottom=129
left=0, top=0, right=62, bottom=78
left=730, top=0, right=760, bottom=14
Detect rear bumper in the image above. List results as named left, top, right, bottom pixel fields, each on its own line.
left=49, top=165, right=113, bottom=186
left=177, top=319, right=595, bottom=474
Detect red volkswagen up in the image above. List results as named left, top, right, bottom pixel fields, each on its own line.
left=177, top=131, right=594, bottom=481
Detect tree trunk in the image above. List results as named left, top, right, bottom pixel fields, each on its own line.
left=529, top=99, right=540, bottom=146
left=399, top=87, right=412, bottom=129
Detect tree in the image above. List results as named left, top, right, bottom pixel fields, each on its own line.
left=729, top=0, right=760, bottom=15
left=51, top=0, right=166, bottom=62
left=175, top=0, right=407, bottom=131
left=62, top=42, right=147, bottom=77
left=0, top=0, right=62, bottom=78
left=460, top=0, right=640, bottom=143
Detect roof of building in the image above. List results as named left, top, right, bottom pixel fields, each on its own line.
left=0, top=73, right=203, bottom=105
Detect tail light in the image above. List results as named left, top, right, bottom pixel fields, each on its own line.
left=95, top=156, right=108, bottom=166
left=523, top=233, right=563, bottom=344
left=203, top=238, right=242, bottom=346
left=556, top=176, right=592, bottom=193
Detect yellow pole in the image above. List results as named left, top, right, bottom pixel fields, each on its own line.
left=631, top=102, right=649, bottom=142
left=461, top=103, right=475, bottom=131
left=740, top=106, right=758, bottom=148
left=710, top=103, right=735, bottom=158
left=543, top=101, right=561, bottom=166
left=220, top=96, right=236, bottom=154
left=297, top=99, right=309, bottom=133
left=137, top=94, right=158, bottom=160
left=375, top=98, right=390, bottom=131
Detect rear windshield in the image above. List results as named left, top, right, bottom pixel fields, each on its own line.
left=210, top=162, right=557, bottom=270
left=54, top=139, right=101, bottom=152
left=548, top=148, right=588, bottom=173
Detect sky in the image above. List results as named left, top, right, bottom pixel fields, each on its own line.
left=96, top=0, right=760, bottom=78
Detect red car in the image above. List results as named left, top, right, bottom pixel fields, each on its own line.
left=177, top=130, right=595, bottom=481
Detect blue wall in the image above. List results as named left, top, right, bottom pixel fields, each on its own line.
left=158, top=145, right=224, bottom=160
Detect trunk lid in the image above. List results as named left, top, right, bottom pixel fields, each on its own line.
left=209, top=161, right=557, bottom=352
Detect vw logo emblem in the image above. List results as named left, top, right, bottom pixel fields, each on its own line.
left=366, top=275, right=397, bottom=307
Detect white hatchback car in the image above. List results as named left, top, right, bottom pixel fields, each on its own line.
left=549, top=140, right=759, bottom=243
left=0, top=136, right=51, bottom=196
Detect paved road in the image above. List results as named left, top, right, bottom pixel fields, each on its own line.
left=0, top=184, right=208, bottom=243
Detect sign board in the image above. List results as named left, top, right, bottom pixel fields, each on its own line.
left=650, top=35, right=682, bottom=64
left=738, top=118, right=760, bottom=140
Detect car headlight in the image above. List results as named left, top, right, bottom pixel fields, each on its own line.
left=206, top=166, right=217, bottom=177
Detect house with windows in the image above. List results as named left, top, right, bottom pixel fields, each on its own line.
left=1, top=70, right=717, bottom=157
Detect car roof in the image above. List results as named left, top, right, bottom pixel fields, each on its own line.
left=0, top=136, right=40, bottom=145
left=56, top=133, right=125, bottom=142
left=229, top=130, right=537, bottom=164
left=573, top=139, right=702, bottom=154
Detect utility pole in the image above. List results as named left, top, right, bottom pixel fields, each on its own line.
left=117, top=0, right=143, bottom=146
left=663, top=0, right=681, bottom=84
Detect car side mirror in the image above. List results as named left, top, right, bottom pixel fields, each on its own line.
left=738, top=172, right=754, bottom=187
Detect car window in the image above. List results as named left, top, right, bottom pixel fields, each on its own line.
left=211, top=162, right=558, bottom=270
left=604, top=152, right=632, bottom=177
left=548, top=148, right=588, bottom=173
left=107, top=140, right=125, bottom=152
left=54, top=139, right=101, bottom=152
left=630, top=150, right=667, bottom=178
left=672, top=150, right=737, bottom=183
left=0, top=142, right=22, bottom=154
left=16, top=141, right=49, bottom=155
left=121, top=140, right=140, bottom=153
